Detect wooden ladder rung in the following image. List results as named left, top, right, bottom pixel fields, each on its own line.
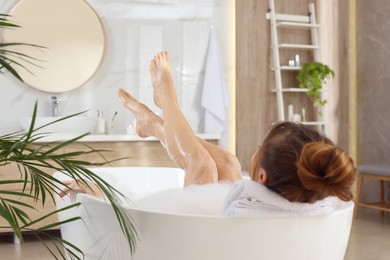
left=277, top=21, right=320, bottom=29
left=278, top=43, right=320, bottom=49
left=266, top=13, right=310, bottom=23
left=358, top=202, right=390, bottom=212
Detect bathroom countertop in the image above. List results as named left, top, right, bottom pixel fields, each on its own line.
left=32, top=133, right=221, bottom=143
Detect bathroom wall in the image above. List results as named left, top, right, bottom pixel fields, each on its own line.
left=356, top=0, right=390, bottom=165
left=0, top=0, right=235, bottom=149
left=356, top=0, right=390, bottom=201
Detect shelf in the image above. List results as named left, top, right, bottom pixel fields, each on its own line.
left=271, top=88, right=326, bottom=93
left=278, top=43, right=320, bottom=50
left=301, top=121, right=325, bottom=126
left=31, top=133, right=221, bottom=143
left=276, top=21, right=320, bottom=29
left=271, top=88, right=308, bottom=93
left=271, top=66, right=301, bottom=71
left=268, top=2, right=324, bottom=128
left=280, top=66, right=301, bottom=71
left=272, top=121, right=325, bottom=126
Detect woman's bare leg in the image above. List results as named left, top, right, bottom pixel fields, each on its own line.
left=196, top=139, right=242, bottom=182
left=118, top=88, right=242, bottom=183
left=119, top=51, right=242, bottom=185
left=149, top=51, right=220, bottom=185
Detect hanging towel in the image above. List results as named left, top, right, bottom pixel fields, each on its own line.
left=201, top=27, right=229, bottom=138
left=223, top=180, right=346, bottom=218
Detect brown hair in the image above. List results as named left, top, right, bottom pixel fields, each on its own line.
left=250, top=122, right=356, bottom=203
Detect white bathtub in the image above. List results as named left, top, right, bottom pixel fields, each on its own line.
left=54, top=167, right=354, bottom=260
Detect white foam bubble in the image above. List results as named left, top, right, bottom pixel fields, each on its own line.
left=136, top=183, right=232, bottom=215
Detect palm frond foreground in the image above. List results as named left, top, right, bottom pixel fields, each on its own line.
left=0, top=14, right=44, bottom=81
left=0, top=102, right=137, bottom=259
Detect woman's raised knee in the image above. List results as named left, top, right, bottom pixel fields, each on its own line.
left=184, top=147, right=218, bottom=185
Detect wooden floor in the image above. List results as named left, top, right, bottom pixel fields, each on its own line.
left=345, top=209, right=390, bottom=260
left=0, top=209, right=389, bottom=259
left=0, top=230, right=63, bottom=259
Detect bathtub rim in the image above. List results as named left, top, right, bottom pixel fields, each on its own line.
left=62, top=190, right=354, bottom=221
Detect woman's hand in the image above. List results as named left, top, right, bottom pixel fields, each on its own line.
left=59, top=180, right=104, bottom=199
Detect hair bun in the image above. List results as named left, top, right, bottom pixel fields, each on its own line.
left=297, top=142, right=356, bottom=201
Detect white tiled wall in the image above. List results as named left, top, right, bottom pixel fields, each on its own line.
left=0, top=0, right=234, bottom=145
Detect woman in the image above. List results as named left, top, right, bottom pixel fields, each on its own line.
left=62, top=51, right=356, bottom=206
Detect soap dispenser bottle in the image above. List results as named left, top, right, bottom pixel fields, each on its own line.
left=94, top=109, right=106, bottom=135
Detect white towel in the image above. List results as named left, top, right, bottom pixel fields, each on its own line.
left=201, top=27, right=229, bottom=140
left=223, top=180, right=340, bottom=218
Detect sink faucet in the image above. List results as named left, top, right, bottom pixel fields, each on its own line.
left=50, top=95, right=62, bottom=117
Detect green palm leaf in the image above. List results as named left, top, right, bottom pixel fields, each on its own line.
left=0, top=14, right=45, bottom=80
left=0, top=102, right=137, bottom=258
left=0, top=14, right=20, bottom=28
left=19, top=203, right=85, bottom=260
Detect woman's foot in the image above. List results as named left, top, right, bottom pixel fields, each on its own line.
left=118, top=88, right=163, bottom=138
left=149, top=51, right=178, bottom=109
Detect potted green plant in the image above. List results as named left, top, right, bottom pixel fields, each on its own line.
left=297, top=61, right=334, bottom=107
left=0, top=14, right=137, bottom=259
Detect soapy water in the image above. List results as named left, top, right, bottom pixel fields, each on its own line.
left=135, top=183, right=232, bottom=215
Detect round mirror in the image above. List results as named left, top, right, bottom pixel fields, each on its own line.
left=2, top=0, right=105, bottom=93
